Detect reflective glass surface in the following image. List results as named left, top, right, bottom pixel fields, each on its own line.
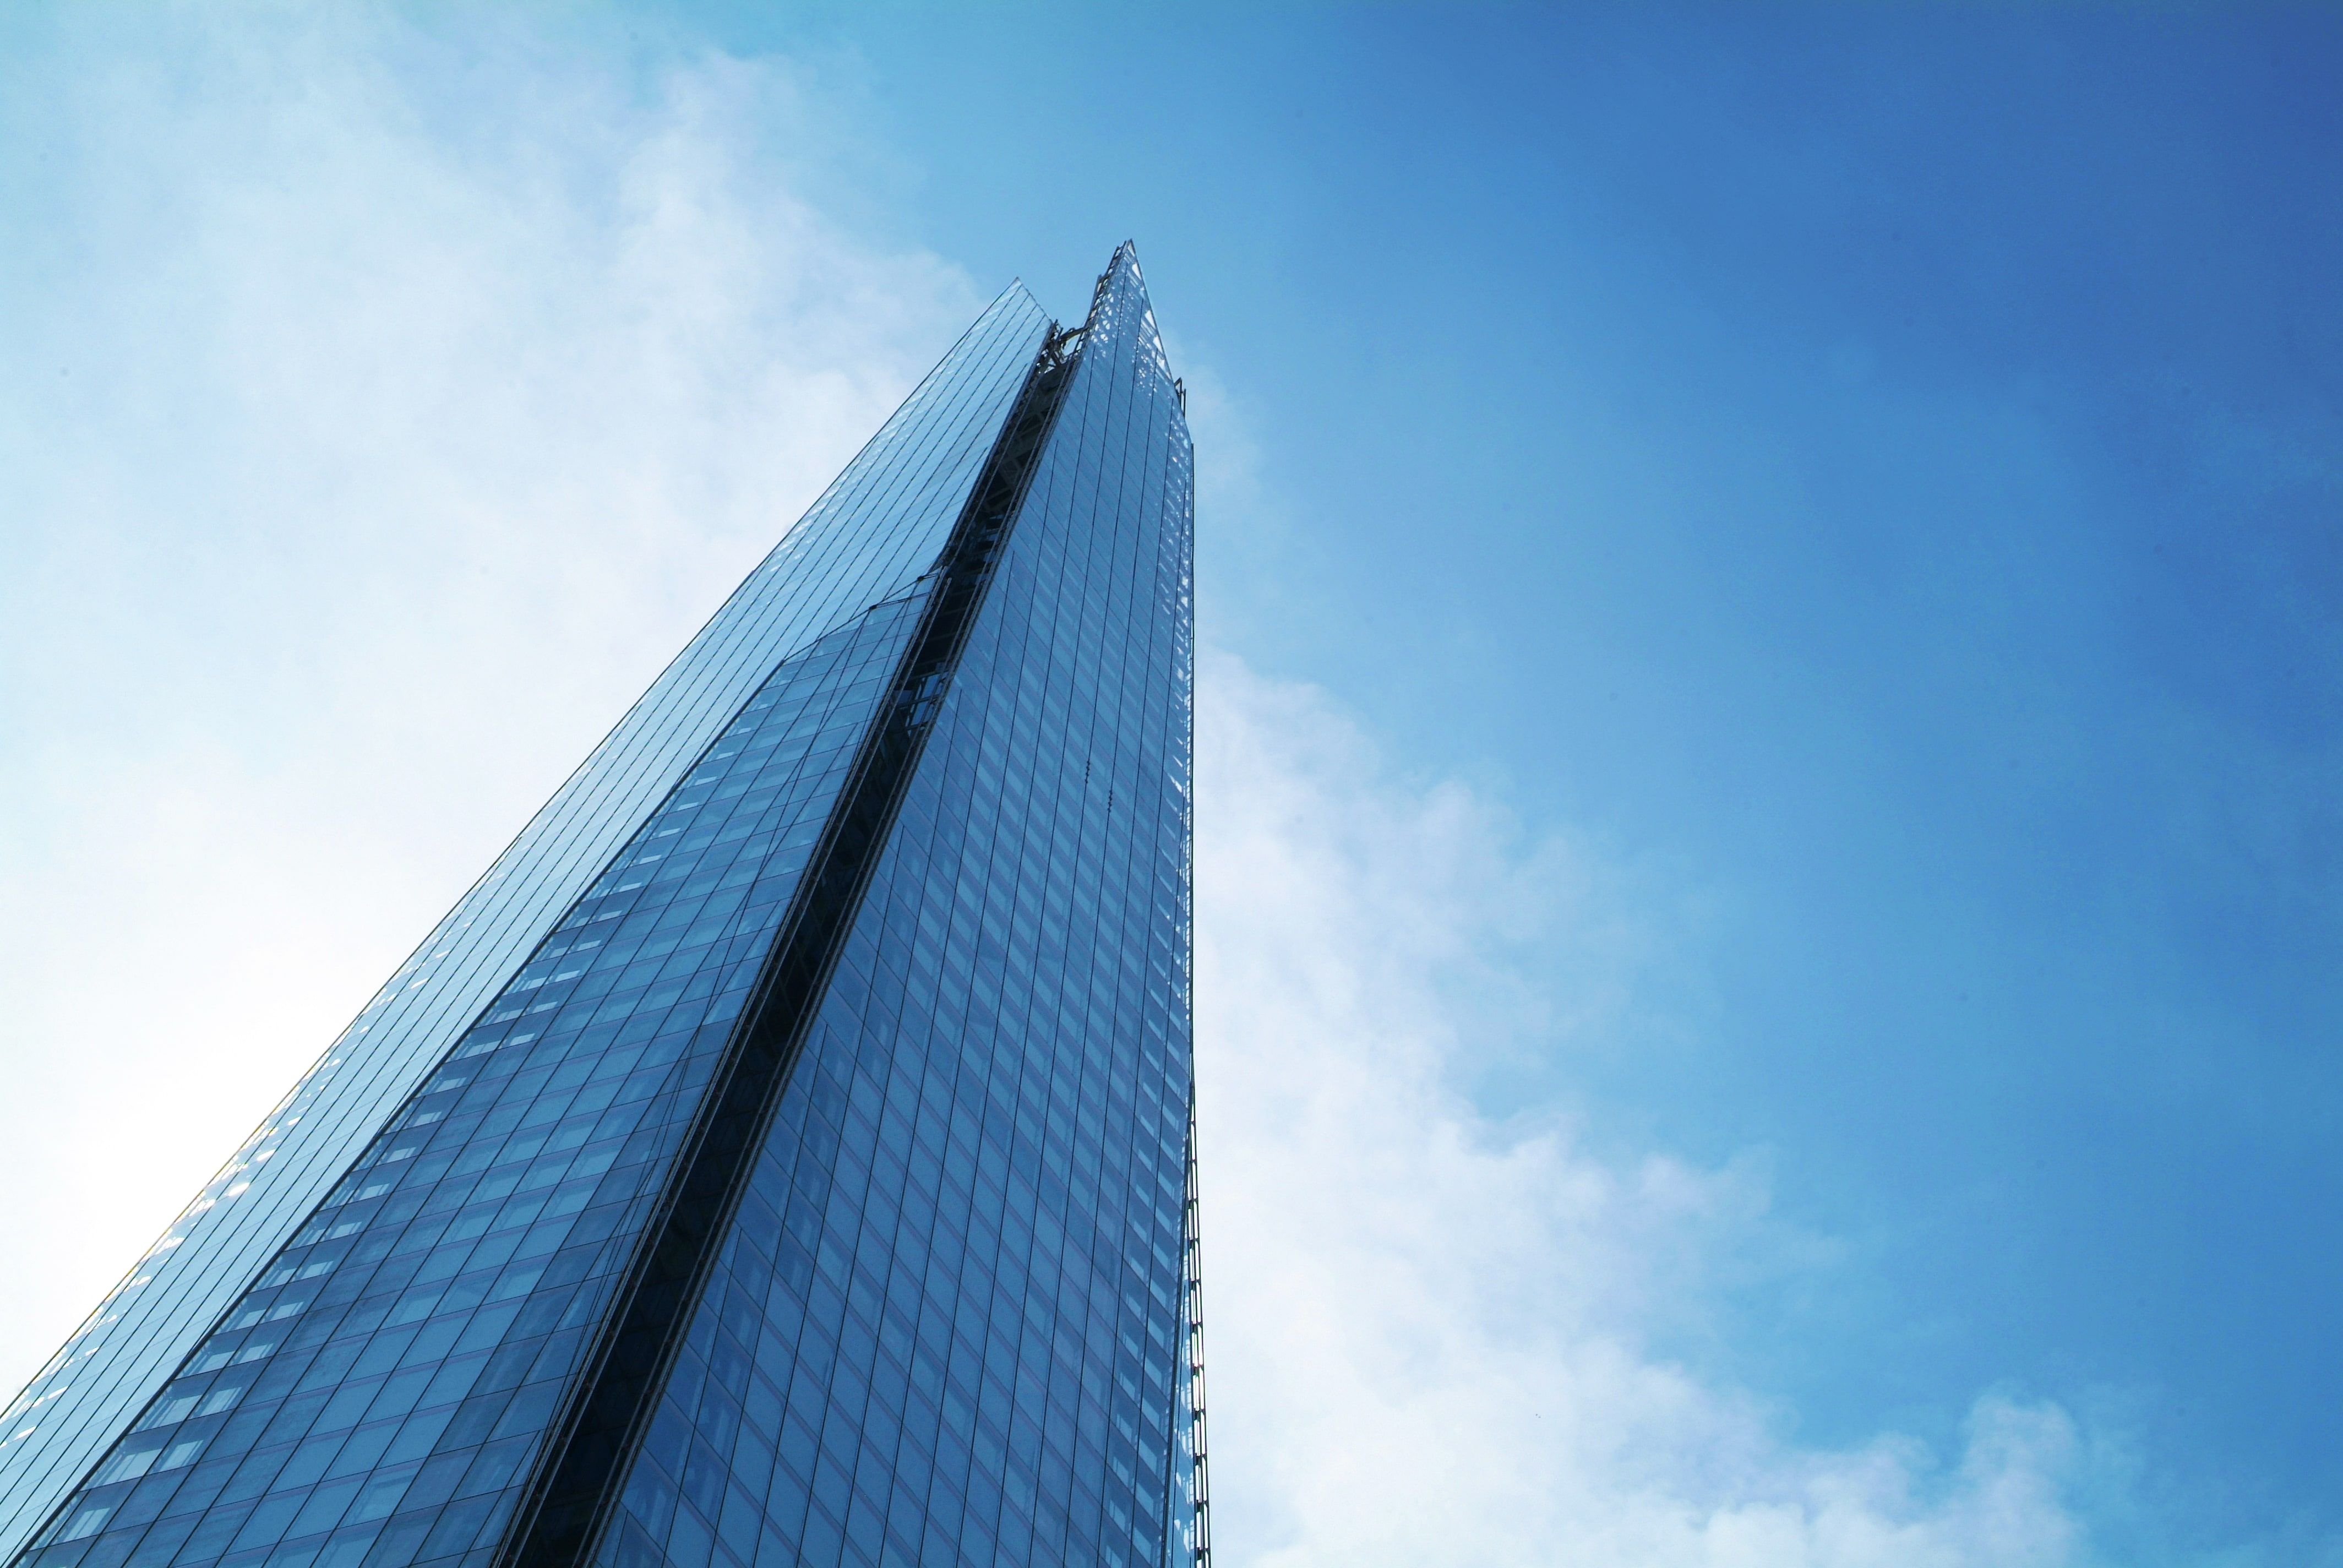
left=592, top=246, right=1196, bottom=1568
left=18, top=594, right=931, bottom=1568
left=6, top=249, right=1195, bottom=1568
left=0, top=289, right=1050, bottom=1562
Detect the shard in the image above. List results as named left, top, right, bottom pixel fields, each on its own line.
left=2, top=245, right=1207, bottom=1568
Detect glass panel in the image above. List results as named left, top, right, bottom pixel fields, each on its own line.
left=20, top=594, right=950, bottom=1568
left=596, top=246, right=1196, bottom=1568
left=9, top=248, right=1196, bottom=1568
left=0, top=288, right=1053, bottom=1566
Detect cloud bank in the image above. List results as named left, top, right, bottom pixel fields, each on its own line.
left=2, top=10, right=2108, bottom=1565
left=0, top=9, right=980, bottom=1400
left=1195, top=652, right=2096, bottom=1566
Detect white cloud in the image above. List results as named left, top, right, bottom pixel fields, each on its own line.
left=1195, top=650, right=2095, bottom=1566
left=0, top=8, right=979, bottom=1400
left=0, top=10, right=2110, bottom=1564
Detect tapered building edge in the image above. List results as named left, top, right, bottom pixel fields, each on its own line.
left=6, top=246, right=1202, bottom=1568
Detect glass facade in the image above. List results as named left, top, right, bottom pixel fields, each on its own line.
left=4, top=246, right=1197, bottom=1568
left=0, top=284, right=1049, bottom=1566
left=589, top=248, right=1195, bottom=1568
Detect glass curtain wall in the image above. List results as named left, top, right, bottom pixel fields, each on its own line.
left=590, top=245, right=1195, bottom=1568
left=18, top=598, right=931, bottom=1568
left=5, top=246, right=1195, bottom=1568
left=0, top=286, right=1049, bottom=1568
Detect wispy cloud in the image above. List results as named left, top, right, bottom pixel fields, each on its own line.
left=1196, top=650, right=2096, bottom=1566
left=0, top=8, right=979, bottom=1398
left=2, top=10, right=2116, bottom=1564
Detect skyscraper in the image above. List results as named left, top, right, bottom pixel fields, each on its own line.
left=3, top=245, right=1205, bottom=1568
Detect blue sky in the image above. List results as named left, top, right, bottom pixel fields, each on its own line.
left=735, top=1, right=2343, bottom=1542
left=2, top=4, right=2338, bottom=1563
